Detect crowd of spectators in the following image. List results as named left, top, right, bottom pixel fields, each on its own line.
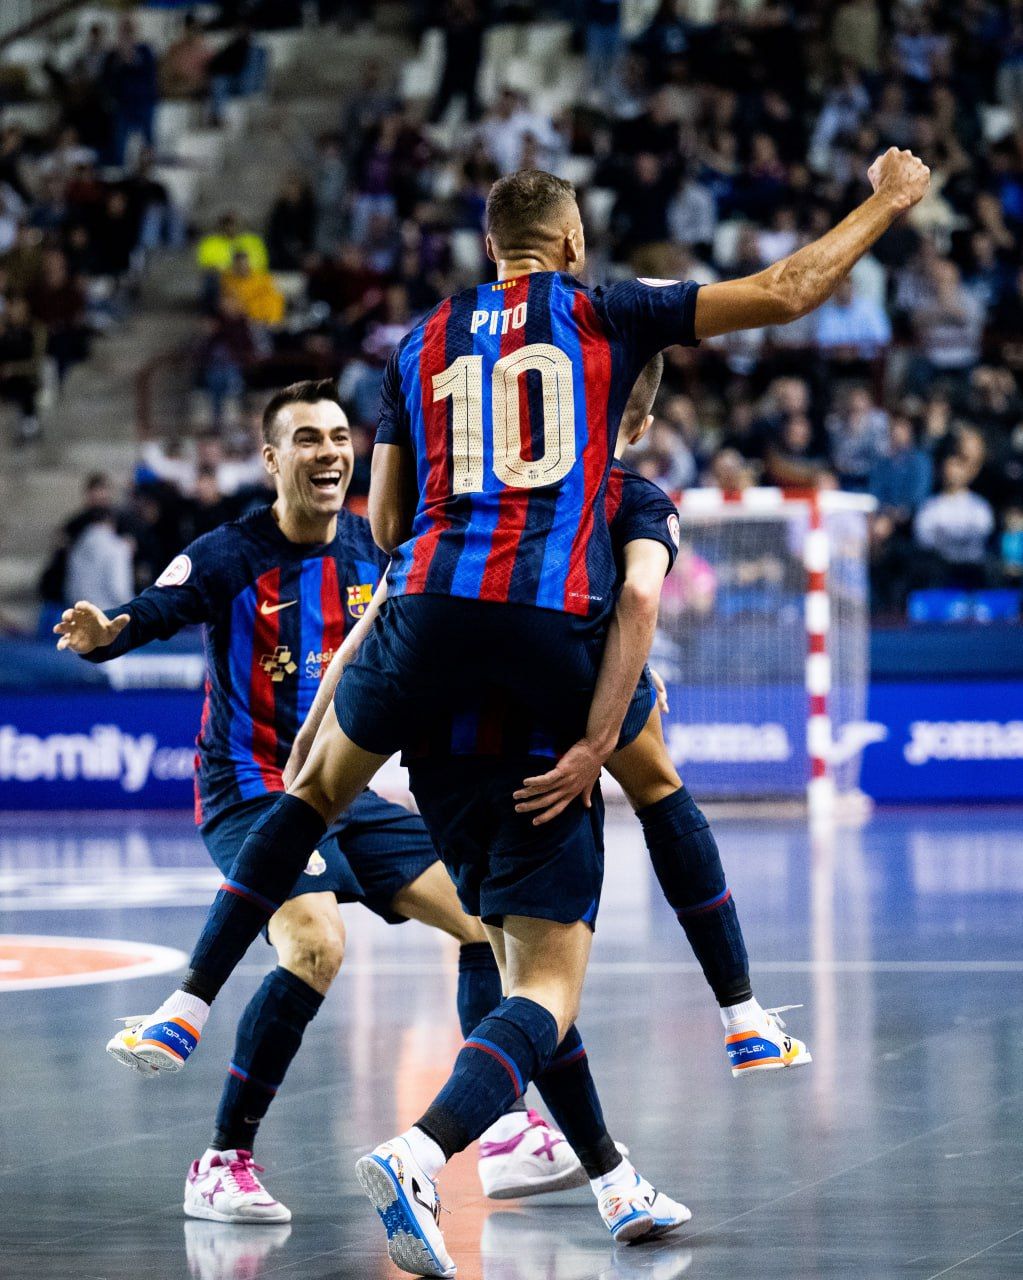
left=50, top=0, right=1023, bottom=620
left=0, top=8, right=271, bottom=447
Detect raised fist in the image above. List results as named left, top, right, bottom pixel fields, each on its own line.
left=867, top=147, right=930, bottom=214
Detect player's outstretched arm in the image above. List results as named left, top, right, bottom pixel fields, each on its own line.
left=694, top=148, right=930, bottom=339
left=514, top=539, right=670, bottom=825
left=283, top=578, right=388, bottom=787
left=53, top=600, right=130, bottom=654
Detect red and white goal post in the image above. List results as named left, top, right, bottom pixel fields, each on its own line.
left=647, top=488, right=877, bottom=819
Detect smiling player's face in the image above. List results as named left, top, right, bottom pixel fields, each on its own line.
left=265, top=400, right=354, bottom=524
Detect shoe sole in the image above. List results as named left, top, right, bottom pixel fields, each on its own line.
left=354, top=1155, right=455, bottom=1279
left=106, top=1039, right=159, bottom=1077
left=485, top=1163, right=589, bottom=1199
left=183, top=1197, right=292, bottom=1224
left=732, top=1049, right=813, bottom=1079
left=613, top=1206, right=692, bottom=1244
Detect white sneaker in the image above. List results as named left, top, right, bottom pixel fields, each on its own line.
left=478, top=1109, right=585, bottom=1198
left=726, top=1004, right=812, bottom=1078
left=355, top=1136, right=456, bottom=1279
left=183, top=1149, right=291, bottom=1223
left=598, top=1168, right=691, bottom=1244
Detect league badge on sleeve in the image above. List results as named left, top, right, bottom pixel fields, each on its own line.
left=156, top=554, right=192, bottom=588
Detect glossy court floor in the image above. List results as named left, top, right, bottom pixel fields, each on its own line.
left=1, top=805, right=1022, bottom=1280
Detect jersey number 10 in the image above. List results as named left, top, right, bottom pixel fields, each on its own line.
left=433, top=343, right=577, bottom=493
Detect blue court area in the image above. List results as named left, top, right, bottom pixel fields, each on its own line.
left=1, top=805, right=1021, bottom=1280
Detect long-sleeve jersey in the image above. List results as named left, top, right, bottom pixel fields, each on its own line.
left=402, top=460, right=680, bottom=762
left=376, top=271, right=699, bottom=619
left=81, top=506, right=386, bottom=823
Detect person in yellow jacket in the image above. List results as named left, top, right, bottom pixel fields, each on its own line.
left=220, top=249, right=285, bottom=326
left=196, top=212, right=269, bottom=274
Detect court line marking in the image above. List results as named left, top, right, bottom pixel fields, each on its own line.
left=0, top=935, right=188, bottom=991
left=924, top=1227, right=1023, bottom=1279
left=232, top=959, right=1023, bottom=976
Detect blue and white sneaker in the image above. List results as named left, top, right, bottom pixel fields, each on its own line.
left=106, top=1012, right=201, bottom=1075
left=355, top=1136, right=456, bottom=1279
left=726, top=1004, right=811, bottom=1078
left=598, top=1169, right=691, bottom=1244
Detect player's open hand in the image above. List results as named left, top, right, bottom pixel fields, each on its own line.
left=651, top=667, right=669, bottom=714
left=867, top=147, right=930, bottom=214
left=53, top=600, right=129, bottom=654
left=514, top=739, right=606, bottom=826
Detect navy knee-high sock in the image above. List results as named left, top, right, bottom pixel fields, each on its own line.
left=417, top=996, right=558, bottom=1158
left=534, top=1025, right=620, bottom=1178
left=212, top=966, right=324, bottom=1152
left=182, top=795, right=327, bottom=1004
left=638, top=787, right=752, bottom=1007
left=457, top=942, right=526, bottom=1115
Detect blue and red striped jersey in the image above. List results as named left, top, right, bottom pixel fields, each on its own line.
left=81, top=506, right=386, bottom=823
left=402, top=461, right=679, bottom=763
left=377, top=271, right=699, bottom=618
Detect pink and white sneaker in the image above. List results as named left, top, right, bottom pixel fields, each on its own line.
left=183, top=1148, right=292, bottom=1224
left=478, top=1109, right=587, bottom=1199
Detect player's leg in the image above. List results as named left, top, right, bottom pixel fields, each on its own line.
left=355, top=766, right=688, bottom=1276
left=184, top=891, right=345, bottom=1224
left=338, top=794, right=587, bottom=1200
left=113, top=707, right=387, bottom=1075
left=607, top=707, right=810, bottom=1076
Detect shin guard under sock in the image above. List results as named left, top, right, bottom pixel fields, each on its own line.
left=183, top=794, right=326, bottom=1003
left=212, top=966, right=324, bottom=1152
left=638, top=786, right=752, bottom=1007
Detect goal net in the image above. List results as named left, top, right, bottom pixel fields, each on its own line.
left=651, top=489, right=875, bottom=815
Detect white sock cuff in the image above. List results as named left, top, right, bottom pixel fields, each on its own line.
left=589, top=1155, right=634, bottom=1196
left=160, top=990, right=211, bottom=1031
left=721, top=996, right=762, bottom=1027
left=402, top=1126, right=446, bottom=1181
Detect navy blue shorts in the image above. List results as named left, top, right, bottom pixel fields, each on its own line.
left=334, top=595, right=607, bottom=757
left=408, top=758, right=605, bottom=928
left=200, top=789, right=438, bottom=928
left=618, top=667, right=657, bottom=751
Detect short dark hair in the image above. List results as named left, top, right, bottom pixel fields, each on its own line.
left=620, top=354, right=664, bottom=434
left=485, top=169, right=577, bottom=253
left=262, top=378, right=343, bottom=444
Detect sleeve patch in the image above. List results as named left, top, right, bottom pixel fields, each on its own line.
left=156, top=554, right=192, bottom=587
left=668, top=514, right=681, bottom=548
left=637, top=278, right=679, bottom=287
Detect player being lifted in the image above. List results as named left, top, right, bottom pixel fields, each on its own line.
left=88, top=152, right=929, bottom=1275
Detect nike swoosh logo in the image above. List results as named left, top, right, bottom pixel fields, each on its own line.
left=260, top=600, right=297, bottom=616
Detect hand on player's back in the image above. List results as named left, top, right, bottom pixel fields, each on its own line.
left=514, top=739, right=606, bottom=826
left=867, top=147, right=930, bottom=214
left=53, top=601, right=130, bottom=654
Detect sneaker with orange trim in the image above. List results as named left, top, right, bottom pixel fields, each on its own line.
left=107, top=1011, right=202, bottom=1075
left=725, top=1004, right=811, bottom=1078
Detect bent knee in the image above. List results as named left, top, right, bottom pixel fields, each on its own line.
left=272, top=901, right=345, bottom=990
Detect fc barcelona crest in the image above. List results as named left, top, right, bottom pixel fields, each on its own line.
left=346, top=583, right=373, bottom=618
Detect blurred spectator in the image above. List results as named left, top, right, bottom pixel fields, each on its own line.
left=195, top=297, right=258, bottom=427
left=908, top=260, right=985, bottom=392
left=0, top=297, right=44, bottom=444
left=181, top=465, right=234, bottom=541
left=64, top=511, right=134, bottom=610
left=102, top=16, right=159, bottom=166
left=1002, top=506, right=1023, bottom=582
left=478, top=88, right=562, bottom=175
left=869, top=413, right=933, bottom=523
left=815, top=275, right=892, bottom=364
left=266, top=175, right=316, bottom=271
left=196, top=212, right=270, bottom=274
left=26, top=248, right=90, bottom=384
left=666, top=166, right=716, bottom=253
left=830, top=0, right=881, bottom=73
left=584, top=0, right=622, bottom=94
left=825, top=386, right=888, bottom=490
left=208, top=23, right=264, bottom=127
left=429, top=0, right=484, bottom=124
left=913, top=455, right=995, bottom=588
left=160, top=14, right=212, bottom=99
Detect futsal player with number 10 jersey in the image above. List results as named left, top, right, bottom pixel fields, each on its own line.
left=108, top=153, right=932, bottom=1276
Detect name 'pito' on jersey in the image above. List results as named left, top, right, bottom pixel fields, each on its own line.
left=376, top=270, right=700, bottom=619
